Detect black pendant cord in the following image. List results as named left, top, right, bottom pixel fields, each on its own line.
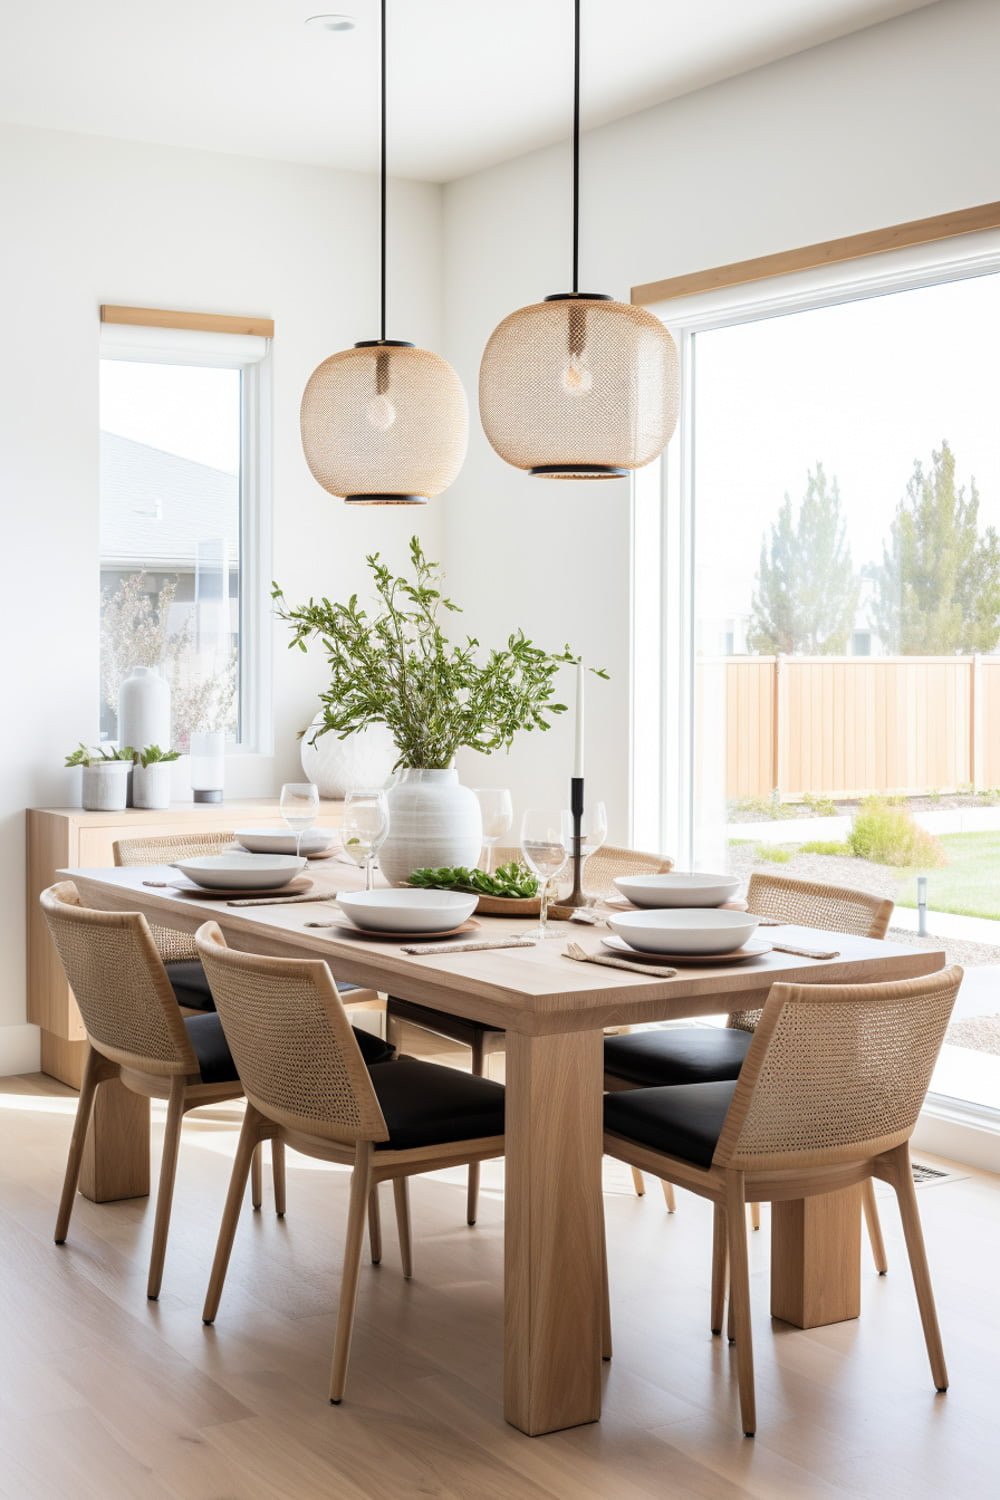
left=380, top=0, right=387, bottom=342
left=572, top=0, right=580, bottom=297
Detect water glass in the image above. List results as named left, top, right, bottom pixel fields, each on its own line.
left=342, top=788, right=390, bottom=891
left=473, top=787, right=513, bottom=873
left=280, top=782, right=319, bottom=861
left=520, top=809, right=569, bottom=939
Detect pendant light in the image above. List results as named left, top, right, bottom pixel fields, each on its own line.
left=479, top=0, right=679, bottom=479
left=300, top=0, right=468, bottom=504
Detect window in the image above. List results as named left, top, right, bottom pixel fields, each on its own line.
left=99, top=323, right=271, bottom=751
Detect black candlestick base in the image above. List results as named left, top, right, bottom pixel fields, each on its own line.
left=562, top=775, right=587, bottom=908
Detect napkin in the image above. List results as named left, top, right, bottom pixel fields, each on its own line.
left=562, top=941, right=677, bottom=979
left=400, top=937, right=537, bottom=956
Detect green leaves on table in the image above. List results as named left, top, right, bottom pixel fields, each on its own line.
left=408, top=861, right=539, bottom=898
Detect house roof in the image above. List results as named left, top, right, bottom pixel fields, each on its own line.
left=99, top=432, right=238, bottom=572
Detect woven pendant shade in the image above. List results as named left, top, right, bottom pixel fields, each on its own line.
left=301, top=343, right=468, bottom=503
left=479, top=297, right=678, bottom=477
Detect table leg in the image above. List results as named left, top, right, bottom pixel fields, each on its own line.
left=504, top=1029, right=604, bottom=1435
left=770, top=1185, right=862, bottom=1328
left=80, top=1079, right=150, bottom=1203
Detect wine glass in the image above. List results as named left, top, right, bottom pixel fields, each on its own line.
left=473, top=787, right=513, bottom=874
left=280, top=782, right=320, bottom=863
left=341, top=789, right=390, bottom=892
left=520, top=809, right=570, bottom=940
left=560, top=800, right=608, bottom=902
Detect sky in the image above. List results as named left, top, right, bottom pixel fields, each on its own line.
left=692, top=268, right=1000, bottom=635
left=99, top=361, right=241, bottom=475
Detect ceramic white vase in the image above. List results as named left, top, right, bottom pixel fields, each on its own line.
left=378, top=768, right=483, bottom=887
left=300, top=714, right=397, bottom=798
left=118, top=666, right=171, bottom=753
left=132, top=761, right=173, bottom=810
left=81, top=762, right=129, bottom=812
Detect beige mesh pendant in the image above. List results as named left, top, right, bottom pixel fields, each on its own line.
left=300, top=0, right=468, bottom=505
left=478, top=1, right=678, bottom=479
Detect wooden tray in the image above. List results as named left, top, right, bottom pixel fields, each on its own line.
left=601, top=935, right=772, bottom=966
left=331, top=917, right=482, bottom=942
left=151, top=874, right=315, bottom=900
left=474, top=892, right=542, bottom=917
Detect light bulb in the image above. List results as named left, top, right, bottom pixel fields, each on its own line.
left=366, top=393, right=397, bottom=432
left=561, top=354, right=592, bottom=394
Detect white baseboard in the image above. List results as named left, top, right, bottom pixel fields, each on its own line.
left=0, top=1024, right=40, bottom=1078
left=914, top=1094, right=1000, bottom=1174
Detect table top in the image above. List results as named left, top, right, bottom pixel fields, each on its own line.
left=61, top=863, right=947, bottom=1037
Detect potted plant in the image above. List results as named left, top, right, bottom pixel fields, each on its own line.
left=65, top=743, right=135, bottom=812
left=273, top=538, right=600, bottom=885
left=133, top=744, right=180, bottom=810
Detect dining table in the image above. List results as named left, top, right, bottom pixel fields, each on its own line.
left=59, top=859, right=946, bottom=1438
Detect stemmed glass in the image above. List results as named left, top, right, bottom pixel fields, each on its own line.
left=473, top=787, right=513, bottom=873
left=341, top=789, right=390, bottom=892
left=520, top=809, right=569, bottom=940
left=560, top=800, right=608, bottom=902
left=280, top=782, right=320, bottom=862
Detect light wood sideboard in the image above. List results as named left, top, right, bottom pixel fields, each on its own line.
left=27, top=800, right=344, bottom=1089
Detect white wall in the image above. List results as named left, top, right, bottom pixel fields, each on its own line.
left=0, top=124, right=446, bottom=1073
left=440, top=0, right=999, bottom=839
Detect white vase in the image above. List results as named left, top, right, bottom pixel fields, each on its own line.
left=378, top=768, right=483, bottom=887
left=190, top=730, right=226, bottom=804
left=300, top=714, right=397, bottom=798
left=133, top=761, right=173, bottom=810
left=118, top=666, right=171, bottom=753
left=81, top=762, right=129, bottom=812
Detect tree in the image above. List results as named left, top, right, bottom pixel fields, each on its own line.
left=870, top=441, right=1000, bottom=654
left=748, top=464, right=858, bottom=655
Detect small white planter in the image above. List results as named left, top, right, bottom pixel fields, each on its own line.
left=378, top=768, right=483, bottom=887
left=81, top=762, right=130, bottom=812
left=132, top=761, right=173, bottom=810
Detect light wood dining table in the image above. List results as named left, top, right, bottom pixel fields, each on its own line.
left=60, top=861, right=945, bottom=1437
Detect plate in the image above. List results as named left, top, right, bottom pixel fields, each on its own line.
left=332, top=917, right=481, bottom=942
left=604, top=894, right=749, bottom=913
left=163, top=874, right=315, bottom=900
left=613, top=872, right=741, bottom=909
left=602, top=935, right=772, bottom=966
left=171, top=852, right=307, bottom=891
left=234, top=827, right=336, bottom=857
left=607, top=907, right=760, bottom=954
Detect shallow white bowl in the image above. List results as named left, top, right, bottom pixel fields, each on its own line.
left=171, top=853, right=307, bottom=891
left=337, top=888, right=477, bottom=933
left=613, top=872, right=741, bottom=909
left=607, top=908, right=760, bottom=955
left=235, top=827, right=335, bottom=856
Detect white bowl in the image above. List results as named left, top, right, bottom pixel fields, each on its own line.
left=235, top=827, right=335, bottom=856
left=613, top=872, right=741, bottom=909
left=607, top=908, right=760, bottom=955
left=337, top=888, right=477, bottom=933
left=171, top=853, right=307, bottom=891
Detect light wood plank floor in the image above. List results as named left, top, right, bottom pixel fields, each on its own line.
left=1, top=1065, right=998, bottom=1500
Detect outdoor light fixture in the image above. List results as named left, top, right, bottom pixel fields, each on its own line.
left=478, top=0, right=679, bottom=479
left=300, top=0, right=467, bottom=504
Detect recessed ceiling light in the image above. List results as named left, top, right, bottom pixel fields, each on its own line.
left=305, top=14, right=356, bottom=33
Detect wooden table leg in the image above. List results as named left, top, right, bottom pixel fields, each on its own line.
left=504, top=1029, right=604, bottom=1435
left=770, top=1185, right=862, bottom=1328
left=80, top=1079, right=150, bottom=1203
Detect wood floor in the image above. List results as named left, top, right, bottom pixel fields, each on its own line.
left=1, top=1066, right=998, bottom=1500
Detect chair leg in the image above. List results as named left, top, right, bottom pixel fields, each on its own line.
left=630, top=1166, right=645, bottom=1197
left=750, top=1201, right=761, bottom=1231
left=661, top=1179, right=676, bottom=1213
left=601, top=1211, right=612, bottom=1361
left=884, top=1148, right=948, bottom=1391
left=862, top=1177, right=888, bottom=1275
left=711, top=1204, right=728, bottom=1335
left=147, top=1077, right=187, bottom=1301
left=272, top=1139, right=286, bottom=1218
left=329, top=1143, right=374, bottom=1404
left=393, top=1176, right=413, bottom=1280
left=54, top=1046, right=109, bottom=1244
left=724, top=1173, right=756, bottom=1436
left=203, top=1110, right=264, bottom=1324
left=251, top=1143, right=263, bottom=1210
left=368, top=1183, right=382, bottom=1266
left=467, top=1033, right=485, bottom=1226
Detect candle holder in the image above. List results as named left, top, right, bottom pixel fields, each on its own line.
left=562, top=775, right=588, bottom=908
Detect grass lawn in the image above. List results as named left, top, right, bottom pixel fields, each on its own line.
left=895, top=831, right=1000, bottom=920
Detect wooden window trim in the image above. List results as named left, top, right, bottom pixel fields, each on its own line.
left=100, top=305, right=274, bottom=338
left=631, top=200, right=1000, bottom=307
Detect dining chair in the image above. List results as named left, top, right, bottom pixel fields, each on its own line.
left=194, top=921, right=506, bottom=1405
left=604, top=872, right=895, bottom=1266
left=603, top=964, right=963, bottom=1436
left=386, top=842, right=674, bottom=1224
left=113, top=831, right=385, bottom=1031
left=40, top=880, right=287, bottom=1299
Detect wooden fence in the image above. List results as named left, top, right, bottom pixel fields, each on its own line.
left=707, top=655, right=1000, bottom=801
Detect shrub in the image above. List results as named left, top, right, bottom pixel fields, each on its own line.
left=848, top=798, right=945, bottom=868
left=754, top=843, right=793, bottom=864
left=800, top=793, right=838, bottom=818
left=800, top=840, right=852, bottom=856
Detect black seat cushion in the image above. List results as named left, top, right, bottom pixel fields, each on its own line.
left=371, top=1058, right=504, bottom=1151
left=185, top=1013, right=240, bottom=1085
left=604, top=1080, right=737, bottom=1169
left=604, top=1026, right=753, bottom=1087
left=169, top=961, right=394, bottom=1066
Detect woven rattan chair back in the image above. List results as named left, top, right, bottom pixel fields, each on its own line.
left=40, top=882, right=198, bottom=1076
left=195, top=923, right=389, bottom=1146
left=493, top=842, right=673, bottom=899
left=113, top=831, right=237, bottom=964
left=728, top=873, right=895, bottom=1032
left=713, top=965, right=963, bottom=1171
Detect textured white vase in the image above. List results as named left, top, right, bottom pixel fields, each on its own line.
left=378, top=768, right=483, bottom=887
left=81, top=762, right=129, bottom=812
left=300, top=715, right=397, bottom=798
left=118, top=666, right=171, bottom=753
left=133, top=761, right=173, bottom=810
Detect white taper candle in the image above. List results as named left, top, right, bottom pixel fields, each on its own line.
left=574, top=660, right=585, bottom=778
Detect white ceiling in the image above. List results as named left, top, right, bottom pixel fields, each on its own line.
left=0, top=0, right=940, bottom=182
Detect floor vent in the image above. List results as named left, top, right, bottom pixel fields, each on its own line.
left=912, top=1162, right=958, bottom=1186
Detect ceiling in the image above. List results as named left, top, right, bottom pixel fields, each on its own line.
left=0, top=0, right=940, bottom=182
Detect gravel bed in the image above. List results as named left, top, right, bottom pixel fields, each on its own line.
left=728, top=791, right=1000, bottom=823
